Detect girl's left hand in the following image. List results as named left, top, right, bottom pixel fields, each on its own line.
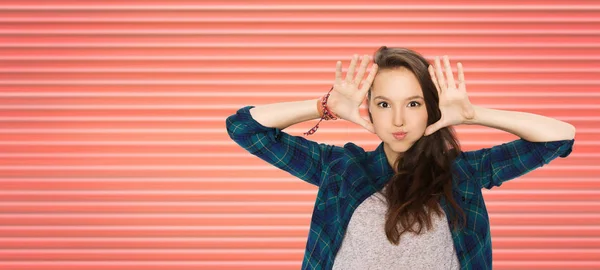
left=424, top=55, right=476, bottom=136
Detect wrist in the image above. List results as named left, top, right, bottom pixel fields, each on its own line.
left=303, top=87, right=337, bottom=136
left=316, top=98, right=324, bottom=119
left=320, top=93, right=338, bottom=120
left=463, top=105, right=483, bottom=125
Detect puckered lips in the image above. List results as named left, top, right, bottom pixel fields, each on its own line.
left=392, top=131, right=407, bottom=140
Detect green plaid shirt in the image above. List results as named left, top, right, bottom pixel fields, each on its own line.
left=226, top=105, right=575, bottom=270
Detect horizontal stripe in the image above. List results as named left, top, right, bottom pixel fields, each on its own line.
left=0, top=104, right=599, bottom=110
left=0, top=202, right=314, bottom=206
left=0, top=261, right=581, bottom=267
left=0, top=91, right=598, bottom=97
left=0, top=117, right=225, bottom=121
left=496, top=262, right=600, bottom=266
left=0, top=153, right=255, bottom=157
left=2, top=43, right=600, bottom=48
left=2, top=55, right=600, bottom=60
left=1, top=5, right=600, bottom=11
left=0, top=213, right=599, bottom=218
left=4, top=29, right=600, bottom=35
left=0, top=225, right=599, bottom=230
left=0, top=165, right=593, bottom=170
left=0, top=249, right=302, bottom=253
left=0, top=248, right=598, bottom=253
left=0, top=261, right=299, bottom=266
left=0, top=116, right=596, bottom=121
left=0, top=261, right=592, bottom=267
left=0, top=213, right=313, bottom=218
left=0, top=225, right=309, bottom=230
left=0, top=140, right=596, bottom=146
left=0, top=248, right=598, bottom=252
left=0, top=236, right=306, bottom=241
left=1, top=190, right=599, bottom=195
left=2, top=201, right=598, bottom=206
left=0, top=176, right=593, bottom=182
left=0, top=128, right=597, bottom=134
left=0, top=236, right=595, bottom=241
left=2, top=17, right=600, bottom=23
left=4, top=67, right=600, bottom=73
left=0, top=177, right=298, bottom=182
left=0, top=190, right=317, bottom=194
left=0, top=153, right=596, bottom=158
left=1, top=80, right=599, bottom=85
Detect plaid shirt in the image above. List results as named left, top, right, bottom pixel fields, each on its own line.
left=226, top=105, right=575, bottom=270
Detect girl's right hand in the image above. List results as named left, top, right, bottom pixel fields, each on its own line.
left=327, top=54, right=379, bottom=134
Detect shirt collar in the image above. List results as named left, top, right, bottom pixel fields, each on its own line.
left=367, top=141, right=395, bottom=180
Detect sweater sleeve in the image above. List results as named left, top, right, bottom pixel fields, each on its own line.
left=457, top=138, right=574, bottom=190
left=225, top=105, right=346, bottom=187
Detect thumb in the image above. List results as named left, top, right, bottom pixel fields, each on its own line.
left=424, top=121, right=442, bottom=136
left=359, top=116, right=376, bottom=134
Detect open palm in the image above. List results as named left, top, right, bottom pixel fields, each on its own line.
left=328, top=54, right=378, bottom=133
left=425, top=55, right=476, bottom=136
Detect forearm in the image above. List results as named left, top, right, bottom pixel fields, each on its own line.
left=249, top=99, right=321, bottom=130
left=464, top=105, right=576, bottom=142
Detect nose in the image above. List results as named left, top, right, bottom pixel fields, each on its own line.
left=393, top=107, right=404, bottom=127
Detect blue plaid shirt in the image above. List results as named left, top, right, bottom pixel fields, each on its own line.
left=226, top=105, right=575, bottom=270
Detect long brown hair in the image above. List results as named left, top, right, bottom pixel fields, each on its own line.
left=367, top=46, right=466, bottom=245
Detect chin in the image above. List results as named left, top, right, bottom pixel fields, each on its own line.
left=388, top=140, right=410, bottom=152
left=389, top=136, right=418, bottom=148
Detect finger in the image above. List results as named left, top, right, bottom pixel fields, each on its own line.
left=457, top=62, right=465, bottom=90
left=428, top=64, right=441, bottom=96
left=346, top=54, right=359, bottom=83
left=354, top=54, right=370, bottom=85
left=335, top=61, right=343, bottom=83
left=443, top=55, right=456, bottom=88
left=434, top=56, right=446, bottom=92
left=335, top=61, right=342, bottom=83
left=359, top=63, right=378, bottom=96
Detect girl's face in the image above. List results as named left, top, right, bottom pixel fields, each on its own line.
left=369, top=67, right=429, bottom=161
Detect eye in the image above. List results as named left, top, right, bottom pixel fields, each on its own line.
left=408, top=101, right=421, bottom=107
left=377, top=101, right=389, bottom=108
left=377, top=101, right=421, bottom=108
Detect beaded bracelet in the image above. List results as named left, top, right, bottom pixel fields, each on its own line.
left=304, top=86, right=339, bottom=136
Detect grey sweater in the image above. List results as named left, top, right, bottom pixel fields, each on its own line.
left=332, top=187, right=461, bottom=270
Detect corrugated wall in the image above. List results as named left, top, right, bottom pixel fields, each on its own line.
left=0, top=0, right=598, bottom=269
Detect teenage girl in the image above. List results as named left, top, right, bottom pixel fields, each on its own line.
left=226, top=46, right=575, bottom=270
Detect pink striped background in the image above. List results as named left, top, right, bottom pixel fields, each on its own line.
left=0, top=0, right=598, bottom=269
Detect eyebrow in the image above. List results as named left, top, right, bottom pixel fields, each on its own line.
left=373, top=95, right=424, bottom=101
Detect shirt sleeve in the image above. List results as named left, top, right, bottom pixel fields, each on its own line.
left=225, top=105, right=346, bottom=187
left=458, top=138, right=575, bottom=190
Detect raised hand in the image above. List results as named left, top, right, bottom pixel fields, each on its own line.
left=327, top=54, right=379, bottom=133
left=425, top=55, right=476, bottom=136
